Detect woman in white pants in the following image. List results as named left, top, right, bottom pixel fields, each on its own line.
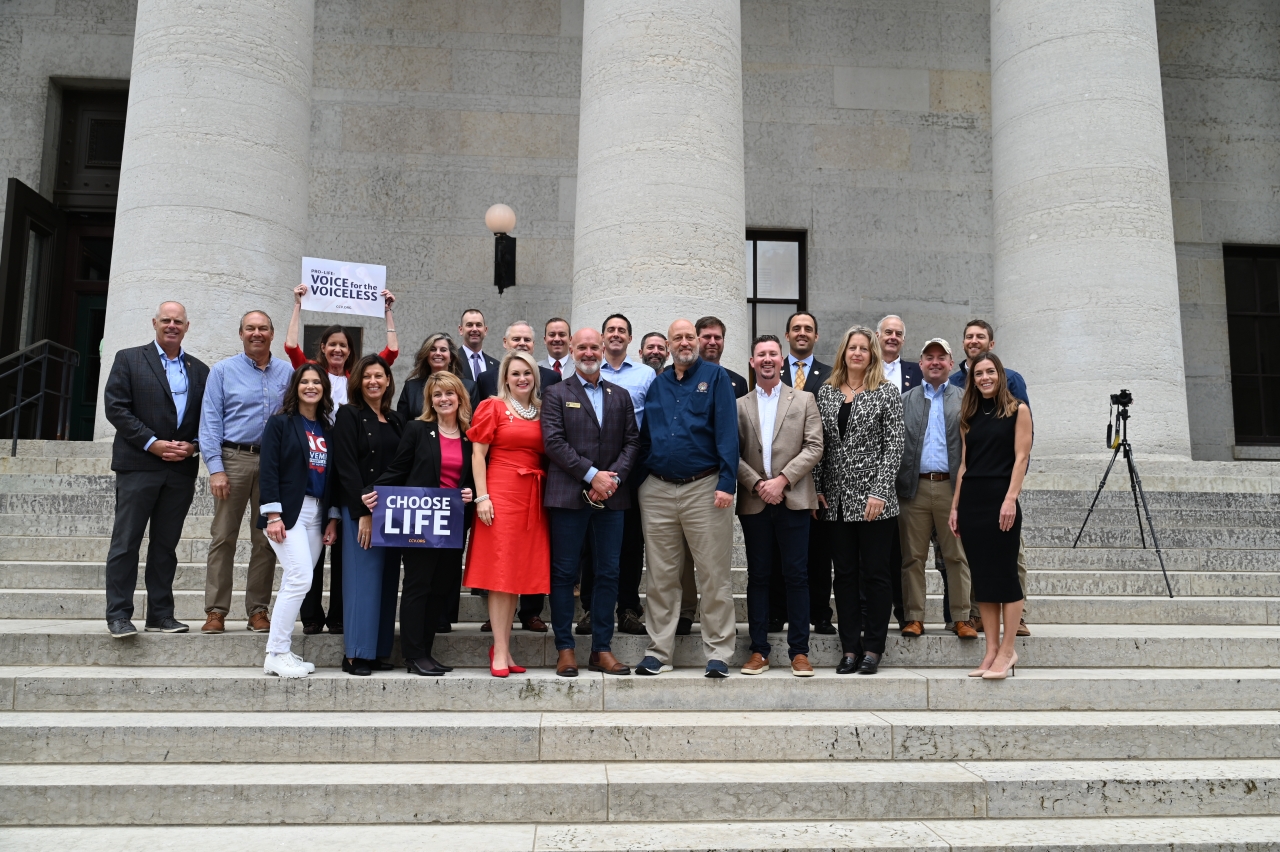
left=258, top=363, right=339, bottom=678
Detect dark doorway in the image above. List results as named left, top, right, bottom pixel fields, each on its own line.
left=1225, top=245, right=1280, bottom=445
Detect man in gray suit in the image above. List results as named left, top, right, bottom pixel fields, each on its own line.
left=102, top=301, right=209, bottom=638
left=895, top=338, right=977, bottom=639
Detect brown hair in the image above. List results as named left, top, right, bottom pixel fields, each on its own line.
left=409, top=333, right=466, bottom=382
left=346, top=354, right=395, bottom=416
left=963, top=318, right=995, bottom=343
left=313, top=325, right=354, bottom=375
left=959, top=351, right=1020, bottom=435
left=826, top=326, right=888, bottom=392
left=280, top=363, right=333, bottom=422
left=420, top=371, right=473, bottom=434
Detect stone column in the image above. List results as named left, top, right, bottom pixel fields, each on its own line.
left=95, top=0, right=315, bottom=438
left=571, top=0, right=748, bottom=365
left=991, top=0, right=1191, bottom=457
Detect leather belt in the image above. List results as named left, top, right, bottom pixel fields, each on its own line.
left=222, top=441, right=261, bottom=454
left=920, top=472, right=949, bottom=481
left=651, top=467, right=718, bottom=485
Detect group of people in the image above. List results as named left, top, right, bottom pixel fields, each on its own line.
left=102, top=288, right=1032, bottom=681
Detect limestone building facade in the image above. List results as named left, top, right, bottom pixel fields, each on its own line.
left=0, top=0, right=1274, bottom=461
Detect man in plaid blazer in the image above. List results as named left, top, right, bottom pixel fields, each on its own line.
left=101, top=302, right=209, bottom=638
left=542, top=328, right=640, bottom=678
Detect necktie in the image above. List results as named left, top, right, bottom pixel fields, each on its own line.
left=794, top=361, right=806, bottom=391
left=471, top=352, right=482, bottom=376
left=554, top=360, right=562, bottom=374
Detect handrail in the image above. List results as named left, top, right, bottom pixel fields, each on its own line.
left=0, top=339, right=80, bottom=456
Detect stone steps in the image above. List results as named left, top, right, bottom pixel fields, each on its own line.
left=5, top=758, right=1280, bottom=824
left=5, top=708, right=1279, bottom=764
left=6, top=666, right=1279, bottom=712
left=4, top=621, right=1279, bottom=668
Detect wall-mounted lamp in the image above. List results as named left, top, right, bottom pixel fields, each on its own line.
left=485, top=203, right=516, bottom=295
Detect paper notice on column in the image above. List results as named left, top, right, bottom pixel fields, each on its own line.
left=300, top=257, right=386, bottom=318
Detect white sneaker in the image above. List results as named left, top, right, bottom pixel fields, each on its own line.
left=264, top=653, right=310, bottom=678
left=288, top=652, right=316, bottom=673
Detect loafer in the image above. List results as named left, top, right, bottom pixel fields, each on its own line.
left=790, top=654, right=815, bottom=677
left=108, top=619, right=138, bottom=638
left=556, top=649, right=579, bottom=678
left=342, top=657, right=372, bottom=676
left=857, top=652, right=881, bottom=675
left=521, top=616, right=549, bottom=633
left=835, top=654, right=861, bottom=675
left=635, top=655, right=671, bottom=676
left=740, top=652, right=770, bottom=675
left=575, top=611, right=592, bottom=635
left=588, top=650, right=630, bottom=675
left=900, top=621, right=924, bottom=637
left=704, top=660, right=730, bottom=679
left=201, top=612, right=226, bottom=634
left=302, top=622, right=323, bottom=635
left=812, top=620, right=837, bottom=635
left=407, top=658, right=446, bottom=676
left=1016, top=619, right=1031, bottom=637
left=246, top=611, right=271, bottom=633
left=675, top=616, right=693, bottom=636
left=145, top=616, right=189, bottom=633
left=619, top=609, right=647, bottom=635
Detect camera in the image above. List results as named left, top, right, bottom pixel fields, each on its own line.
left=1110, top=389, right=1133, bottom=407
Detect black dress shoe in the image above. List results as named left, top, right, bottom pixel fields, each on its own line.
left=857, top=652, right=881, bottom=675
left=424, top=655, right=453, bottom=672
left=835, top=654, right=861, bottom=675
left=813, top=620, right=837, bottom=635
left=371, top=659, right=395, bottom=671
left=327, top=622, right=344, bottom=635
left=436, top=623, right=453, bottom=634
left=343, top=657, right=372, bottom=676
left=675, top=616, right=693, bottom=636
left=407, top=658, right=446, bottom=676
left=302, top=622, right=323, bottom=635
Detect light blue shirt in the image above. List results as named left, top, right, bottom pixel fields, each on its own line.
left=199, top=352, right=293, bottom=475
left=599, top=357, right=655, bottom=428
left=144, top=342, right=189, bottom=451
left=788, top=354, right=814, bottom=386
left=573, top=372, right=606, bottom=484
left=920, top=381, right=950, bottom=474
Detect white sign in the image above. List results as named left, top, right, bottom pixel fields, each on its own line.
left=300, top=257, right=386, bottom=318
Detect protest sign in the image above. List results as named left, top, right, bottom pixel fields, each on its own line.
left=300, top=257, right=386, bottom=318
left=371, top=486, right=465, bottom=549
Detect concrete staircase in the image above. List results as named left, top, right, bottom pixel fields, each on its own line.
left=2, top=440, right=1279, bottom=849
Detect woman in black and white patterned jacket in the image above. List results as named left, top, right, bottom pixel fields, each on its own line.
left=813, top=326, right=906, bottom=675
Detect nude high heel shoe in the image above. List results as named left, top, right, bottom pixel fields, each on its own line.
left=982, top=652, right=1018, bottom=680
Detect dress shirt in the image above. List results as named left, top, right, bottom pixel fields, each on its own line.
left=788, top=354, right=814, bottom=387
left=755, top=382, right=783, bottom=478
left=640, top=357, right=739, bottom=494
left=572, top=371, right=606, bottom=484
left=545, top=355, right=571, bottom=375
left=920, top=381, right=950, bottom=474
left=144, top=342, right=189, bottom=451
left=949, top=361, right=1031, bottom=406
left=599, top=357, right=656, bottom=428
left=199, top=352, right=293, bottom=475
left=884, top=358, right=902, bottom=391
left=463, top=347, right=487, bottom=376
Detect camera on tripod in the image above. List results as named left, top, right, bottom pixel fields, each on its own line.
left=1107, top=389, right=1133, bottom=449
left=1110, top=389, right=1133, bottom=408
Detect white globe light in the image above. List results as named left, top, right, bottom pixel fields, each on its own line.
left=485, top=203, right=516, bottom=234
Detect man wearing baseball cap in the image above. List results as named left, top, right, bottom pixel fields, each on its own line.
left=894, top=338, right=978, bottom=638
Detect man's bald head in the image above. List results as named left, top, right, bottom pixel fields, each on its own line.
left=571, top=328, right=603, bottom=377
left=667, top=319, right=698, bottom=369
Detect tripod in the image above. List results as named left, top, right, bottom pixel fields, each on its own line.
left=1072, top=401, right=1174, bottom=598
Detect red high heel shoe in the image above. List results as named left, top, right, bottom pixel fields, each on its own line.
left=488, top=645, right=509, bottom=678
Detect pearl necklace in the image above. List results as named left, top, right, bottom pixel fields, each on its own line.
left=508, top=398, right=538, bottom=420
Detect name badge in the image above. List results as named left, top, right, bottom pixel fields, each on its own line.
left=565, top=402, right=581, bottom=408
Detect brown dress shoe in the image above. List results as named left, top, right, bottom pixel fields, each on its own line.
left=522, top=616, right=549, bottom=632
left=588, top=650, right=630, bottom=675
left=790, top=654, right=815, bottom=677
left=1016, top=618, right=1031, bottom=637
left=618, top=609, right=647, bottom=635
left=953, top=620, right=979, bottom=639
left=480, top=620, right=492, bottom=632
left=900, top=620, right=924, bottom=637
left=556, top=648, right=579, bottom=677
left=201, top=612, right=226, bottom=634
left=740, top=652, right=770, bottom=675
left=247, top=611, right=270, bottom=633
left=970, top=615, right=983, bottom=632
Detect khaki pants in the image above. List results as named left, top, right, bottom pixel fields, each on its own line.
left=899, top=478, right=973, bottom=622
left=639, top=474, right=736, bottom=665
left=204, top=448, right=277, bottom=616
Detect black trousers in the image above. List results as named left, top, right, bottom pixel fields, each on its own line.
left=518, top=594, right=545, bottom=621
left=888, top=523, right=905, bottom=627
left=300, top=542, right=343, bottom=628
left=401, top=547, right=464, bottom=661
left=806, top=518, right=834, bottom=624
left=827, top=516, right=895, bottom=656
left=615, top=498, right=645, bottom=614
left=104, top=468, right=197, bottom=624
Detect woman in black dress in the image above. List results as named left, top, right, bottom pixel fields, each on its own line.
left=948, top=351, right=1032, bottom=680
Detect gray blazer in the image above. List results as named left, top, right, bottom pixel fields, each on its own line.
left=895, top=382, right=963, bottom=502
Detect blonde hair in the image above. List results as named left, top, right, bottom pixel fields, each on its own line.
left=496, top=350, right=541, bottom=411
left=827, top=326, right=889, bottom=392
left=420, top=371, right=473, bottom=434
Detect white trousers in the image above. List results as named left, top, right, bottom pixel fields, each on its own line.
left=266, top=497, right=322, bottom=655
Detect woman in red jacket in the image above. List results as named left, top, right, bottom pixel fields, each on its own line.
left=283, top=282, right=401, bottom=407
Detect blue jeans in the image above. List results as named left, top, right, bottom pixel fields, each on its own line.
left=549, top=506, right=625, bottom=652
left=739, top=504, right=811, bottom=659
left=340, top=507, right=400, bottom=660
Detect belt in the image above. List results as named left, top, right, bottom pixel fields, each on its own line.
left=920, top=472, right=949, bottom=481
left=651, top=467, right=718, bottom=485
left=222, top=441, right=260, bottom=454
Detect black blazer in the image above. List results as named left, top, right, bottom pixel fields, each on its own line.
left=397, top=374, right=475, bottom=421
left=459, top=349, right=500, bottom=383
left=372, top=419, right=475, bottom=532
left=780, top=356, right=831, bottom=392
left=725, top=367, right=750, bottom=399
left=471, top=362, right=562, bottom=409
left=331, top=403, right=405, bottom=518
left=257, top=413, right=334, bottom=530
left=541, top=376, right=640, bottom=510
left=103, top=343, right=209, bottom=477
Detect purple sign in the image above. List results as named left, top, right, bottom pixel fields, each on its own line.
left=371, top=487, right=465, bottom=549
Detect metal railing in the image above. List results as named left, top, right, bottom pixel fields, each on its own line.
left=0, top=340, right=79, bottom=456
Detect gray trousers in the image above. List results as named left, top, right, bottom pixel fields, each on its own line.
left=105, top=467, right=197, bottom=624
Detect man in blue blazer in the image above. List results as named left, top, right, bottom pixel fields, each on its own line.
left=101, top=302, right=209, bottom=638
left=542, top=329, right=640, bottom=677
left=878, top=315, right=923, bottom=394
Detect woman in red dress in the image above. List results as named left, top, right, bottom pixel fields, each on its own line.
left=465, top=351, right=551, bottom=676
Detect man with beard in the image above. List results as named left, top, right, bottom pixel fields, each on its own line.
left=695, top=316, right=749, bottom=398
left=639, top=332, right=669, bottom=374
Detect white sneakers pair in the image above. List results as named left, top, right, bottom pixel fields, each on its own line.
left=263, top=651, right=316, bottom=678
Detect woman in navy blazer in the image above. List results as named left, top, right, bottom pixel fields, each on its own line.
left=365, top=371, right=475, bottom=675
left=258, top=364, right=339, bottom=678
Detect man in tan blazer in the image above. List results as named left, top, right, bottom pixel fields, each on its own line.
left=735, top=334, right=824, bottom=676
